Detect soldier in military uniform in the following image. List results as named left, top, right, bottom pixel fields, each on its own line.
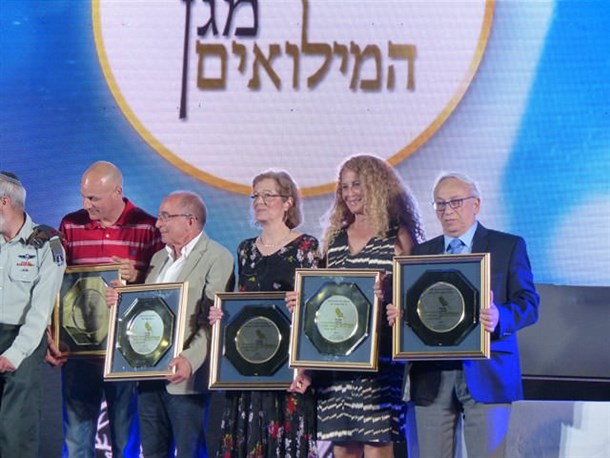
left=0, top=171, right=66, bottom=458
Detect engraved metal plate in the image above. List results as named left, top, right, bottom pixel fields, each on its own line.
left=126, top=309, right=165, bottom=355
left=304, top=282, right=370, bottom=356
left=62, top=277, right=109, bottom=346
left=235, top=316, right=281, bottom=364
left=315, top=295, right=359, bottom=343
left=117, top=297, right=175, bottom=368
left=406, top=269, right=478, bottom=346
left=417, top=281, right=466, bottom=332
left=225, top=305, right=290, bottom=376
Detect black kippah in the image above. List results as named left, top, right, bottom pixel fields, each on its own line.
left=0, top=171, right=22, bottom=186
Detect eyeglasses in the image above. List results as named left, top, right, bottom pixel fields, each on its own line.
left=157, top=213, right=194, bottom=222
left=249, top=192, right=287, bottom=204
left=433, top=196, right=476, bottom=212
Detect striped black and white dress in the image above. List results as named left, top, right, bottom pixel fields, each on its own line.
left=316, top=227, right=406, bottom=443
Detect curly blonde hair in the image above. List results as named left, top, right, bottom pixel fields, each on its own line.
left=321, top=154, right=424, bottom=253
left=252, top=170, right=303, bottom=229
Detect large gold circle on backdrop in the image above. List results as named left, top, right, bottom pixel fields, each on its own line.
left=93, top=0, right=493, bottom=196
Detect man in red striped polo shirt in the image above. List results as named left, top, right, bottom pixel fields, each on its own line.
left=47, top=161, right=163, bottom=458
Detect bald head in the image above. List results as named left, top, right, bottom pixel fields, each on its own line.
left=82, top=161, right=123, bottom=190
left=156, top=191, right=206, bottom=255
left=166, top=191, right=207, bottom=229
left=80, top=161, right=125, bottom=226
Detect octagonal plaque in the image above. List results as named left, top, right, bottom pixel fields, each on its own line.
left=117, top=297, right=175, bottom=368
left=224, top=305, right=290, bottom=377
left=304, top=282, right=370, bottom=356
left=406, top=269, right=478, bottom=346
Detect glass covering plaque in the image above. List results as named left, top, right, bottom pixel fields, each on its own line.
left=406, top=270, right=477, bottom=346
left=53, top=265, right=122, bottom=357
left=289, top=268, right=381, bottom=371
left=235, top=316, right=281, bottom=364
left=104, top=282, right=188, bottom=381
left=116, top=297, right=175, bottom=368
left=417, top=281, right=466, bottom=332
left=224, top=305, right=289, bottom=377
left=209, top=292, right=294, bottom=390
left=316, top=294, right=358, bottom=342
left=393, top=254, right=491, bottom=360
left=303, top=282, right=370, bottom=356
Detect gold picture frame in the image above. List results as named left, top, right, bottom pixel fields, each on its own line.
left=209, top=292, right=294, bottom=390
left=52, top=264, right=122, bottom=357
left=393, top=253, right=490, bottom=360
left=104, top=282, right=188, bottom=381
left=289, top=268, right=382, bottom=371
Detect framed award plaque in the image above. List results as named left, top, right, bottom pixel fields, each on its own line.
left=393, top=254, right=491, bottom=360
left=104, top=282, right=188, bottom=381
left=52, top=265, right=123, bottom=357
left=209, top=292, right=294, bottom=390
left=289, top=268, right=381, bottom=371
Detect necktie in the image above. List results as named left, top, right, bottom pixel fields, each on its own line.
left=447, top=238, right=464, bottom=254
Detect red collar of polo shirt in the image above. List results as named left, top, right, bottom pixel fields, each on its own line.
left=84, top=197, right=135, bottom=229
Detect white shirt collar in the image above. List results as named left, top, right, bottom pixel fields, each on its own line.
left=165, top=231, right=203, bottom=261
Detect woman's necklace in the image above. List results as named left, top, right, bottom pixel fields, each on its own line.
left=257, top=230, right=293, bottom=248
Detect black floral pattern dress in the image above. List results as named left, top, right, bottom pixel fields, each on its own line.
left=217, top=234, right=320, bottom=458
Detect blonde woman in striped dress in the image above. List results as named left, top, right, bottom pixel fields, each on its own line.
left=316, top=154, right=424, bottom=458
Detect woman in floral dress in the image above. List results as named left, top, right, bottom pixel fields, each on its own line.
left=209, top=170, right=319, bottom=458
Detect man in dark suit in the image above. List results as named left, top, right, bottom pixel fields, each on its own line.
left=404, top=172, right=539, bottom=457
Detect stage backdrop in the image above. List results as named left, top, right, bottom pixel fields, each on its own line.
left=1, top=1, right=609, bottom=457
left=1, top=0, right=608, bottom=287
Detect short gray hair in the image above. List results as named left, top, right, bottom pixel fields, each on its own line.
left=0, top=171, right=26, bottom=209
left=432, top=172, right=481, bottom=200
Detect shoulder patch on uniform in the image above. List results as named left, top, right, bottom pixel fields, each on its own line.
left=49, top=238, right=65, bottom=266
left=27, top=224, right=65, bottom=266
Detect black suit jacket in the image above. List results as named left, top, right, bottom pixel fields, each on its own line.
left=409, top=223, right=539, bottom=403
